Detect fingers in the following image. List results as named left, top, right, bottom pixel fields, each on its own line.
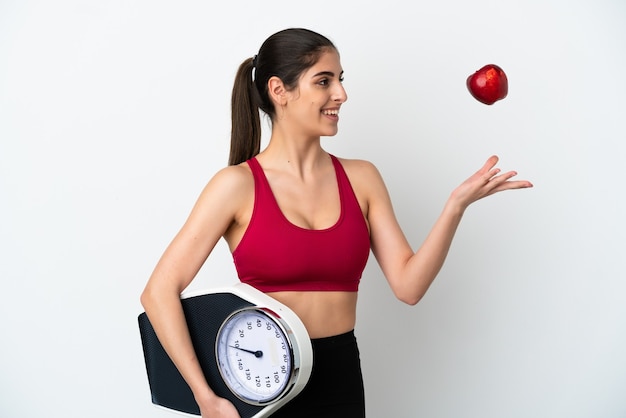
left=483, top=167, right=501, bottom=183
left=478, top=155, right=499, bottom=175
left=487, top=171, right=534, bottom=195
left=486, top=154, right=499, bottom=166
left=481, top=165, right=533, bottom=195
left=455, top=156, right=532, bottom=204
left=495, top=169, right=518, bottom=182
left=450, top=158, right=532, bottom=209
left=477, top=156, right=502, bottom=185
left=479, top=156, right=531, bottom=188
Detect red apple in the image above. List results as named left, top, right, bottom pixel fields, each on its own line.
left=466, top=64, right=508, bottom=105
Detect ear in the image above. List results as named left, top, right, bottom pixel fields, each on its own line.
left=267, top=76, right=287, bottom=106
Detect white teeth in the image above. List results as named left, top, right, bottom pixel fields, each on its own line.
left=322, top=109, right=339, bottom=115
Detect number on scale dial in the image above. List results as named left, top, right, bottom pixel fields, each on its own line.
left=216, top=308, right=294, bottom=404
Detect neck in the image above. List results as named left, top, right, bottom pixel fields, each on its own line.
left=260, top=131, right=329, bottom=176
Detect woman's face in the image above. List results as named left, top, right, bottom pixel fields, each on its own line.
left=282, top=49, right=348, bottom=138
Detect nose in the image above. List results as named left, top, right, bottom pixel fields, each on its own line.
left=333, top=83, right=348, bottom=103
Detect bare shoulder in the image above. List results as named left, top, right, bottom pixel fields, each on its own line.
left=190, top=162, right=255, bottom=222
left=333, top=156, right=391, bottom=219
left=335, top=156, right=386, bottom=190
left=213, top=162, right=253, bottom=184
left=336, top=156, right=381, bottom=176
left=202, top=163, right=253, bottom=197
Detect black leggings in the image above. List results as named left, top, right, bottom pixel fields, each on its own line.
left=271, top=330, right=366, bottom=417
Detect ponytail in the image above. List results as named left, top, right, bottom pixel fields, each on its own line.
left=229, top=57, right=261, bottom=166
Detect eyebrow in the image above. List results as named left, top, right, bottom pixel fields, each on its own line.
left=312, top=70, right=344, bottom=78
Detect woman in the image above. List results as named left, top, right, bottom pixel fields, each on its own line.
left=140, top=28, right=532, bottom=418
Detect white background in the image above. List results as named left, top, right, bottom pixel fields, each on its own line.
left=1, top=1, right=625, bottom=417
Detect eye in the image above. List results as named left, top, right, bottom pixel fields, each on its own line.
left=317, top=76, right=344, bottom=87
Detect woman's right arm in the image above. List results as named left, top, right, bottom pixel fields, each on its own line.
left=140, top=165, right=252, bottom=418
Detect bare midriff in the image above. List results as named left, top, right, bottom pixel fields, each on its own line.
left=265, top=291, right=358, bottom=339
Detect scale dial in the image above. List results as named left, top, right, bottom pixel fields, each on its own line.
left=216, top=308, right=295, bottom=405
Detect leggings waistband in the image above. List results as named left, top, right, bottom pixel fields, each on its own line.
left=310, top=330, right=356, bottom=350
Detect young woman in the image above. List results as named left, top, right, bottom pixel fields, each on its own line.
left=140, top=28, right=533, bottom=418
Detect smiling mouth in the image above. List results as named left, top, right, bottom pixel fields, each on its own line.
left=322, top=109, right=339, bottom=116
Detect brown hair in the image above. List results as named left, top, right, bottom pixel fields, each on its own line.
left=229, top=28, right=336, bottom=165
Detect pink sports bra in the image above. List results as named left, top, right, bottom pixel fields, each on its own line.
left=232, top=154, right=370, bottom=292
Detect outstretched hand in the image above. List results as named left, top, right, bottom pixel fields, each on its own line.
left=450, top=155, right=533, bottom=211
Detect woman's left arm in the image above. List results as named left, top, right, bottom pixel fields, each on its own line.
left=363, top=155, right=532, bottom=305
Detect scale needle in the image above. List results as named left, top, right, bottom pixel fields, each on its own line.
left=229, top=345, right=263, bottom=358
